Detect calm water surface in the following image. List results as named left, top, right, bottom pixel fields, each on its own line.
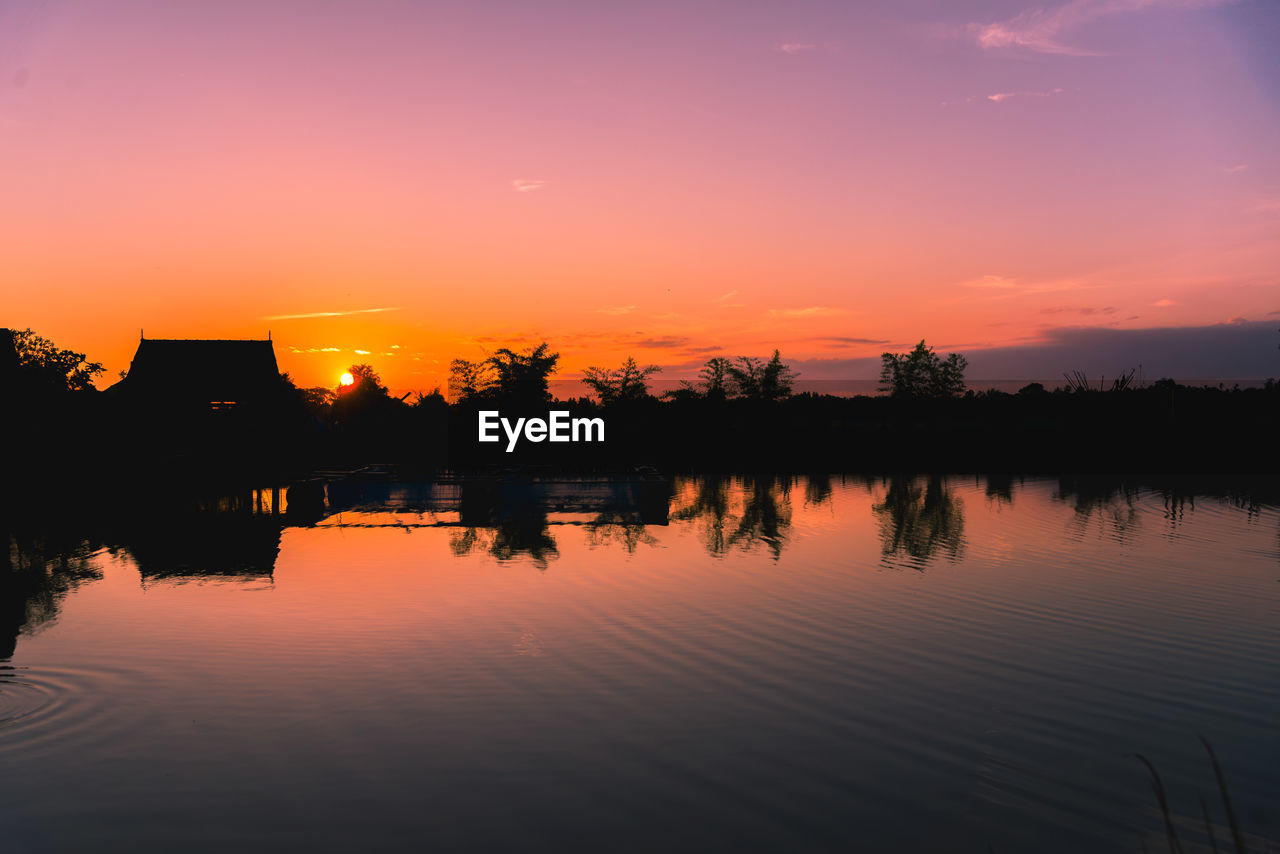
left=1, top=475, right=1277, bottom=852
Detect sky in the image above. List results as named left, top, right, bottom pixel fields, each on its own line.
left=2, top=0, right=1278, bottom=392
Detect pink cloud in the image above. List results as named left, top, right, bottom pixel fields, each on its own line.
left=971, top=0, right=1235, bottom=56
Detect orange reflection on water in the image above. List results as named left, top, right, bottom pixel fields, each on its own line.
left=2, top=476, right=1279, bottom=851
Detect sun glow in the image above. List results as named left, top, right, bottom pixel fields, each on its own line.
left=339, top=372, right=355, bottom=387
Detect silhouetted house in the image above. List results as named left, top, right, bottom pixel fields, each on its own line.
left=113, top=337, right=285, bottom=412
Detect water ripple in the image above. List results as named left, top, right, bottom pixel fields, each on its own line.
left=0, top=662, right=135, bottom=758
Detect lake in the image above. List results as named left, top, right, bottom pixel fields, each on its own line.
left=1, top=475, right=1277, bottom=852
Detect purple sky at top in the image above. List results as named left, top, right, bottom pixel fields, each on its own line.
left=2, top=0, right=1278, bottom=388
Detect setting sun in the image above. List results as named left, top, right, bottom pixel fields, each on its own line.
left=339, top=372, right=355, bottom=387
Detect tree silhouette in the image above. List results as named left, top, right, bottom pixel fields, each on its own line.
left=448, top=357, right=493, bottom=403
left=486, top=342, right=559, bottom=403
left=699, top=356, right=732, bottom=401
left=413, top=388, right=446, bottom=407
left=297, top=385, right=335, bottom=415
left=878, top=340, right=967, bottom=398
left=582, top=357, right=661, bottom=404
left=760, top=350, right=797, bottom=400
left=338, top=363, right=388, bottom=397
left=10, top=328, right=104, bottom=392
left=726, top=350, right=796, bottom=401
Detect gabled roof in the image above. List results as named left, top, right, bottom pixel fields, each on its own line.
left=119, top=338, right=282, bottom=402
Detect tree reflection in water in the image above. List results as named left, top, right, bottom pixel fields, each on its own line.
left=1055, top=477, right=1141, bottom=541
left=449, top=515, right=559, bottom=569
left=670, top=477, right=732, bottom=555
left=732, top=476, right=792, bottom=559
left=584, top=512, right=658, bottom=554
left=803, top=473, right=833, bottom=508
left=871, top=475, right=965, bottom=568
left=983, top=473, right=1017, bottom=508
left=3, top=475, right=1274, bottom=658
left=0, top=521, right=104, bottom=660
left=670, top=475, right=797, bottom=559
left=448, top=483, right=559, bottom=568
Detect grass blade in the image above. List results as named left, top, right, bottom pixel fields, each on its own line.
left=1130, top=753, right=1184, bottom=854
left=1198, top=734, right=1247, bottom=854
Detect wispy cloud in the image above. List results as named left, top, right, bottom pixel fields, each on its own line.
left=987, top=88, right=1064, bottom=102
left=1152, top=298, right=1176, bottom=307
left=767, top=306, right=845, bottom=318
left=472, top=333, right=540, bottom=344
left=1041, top=305, right=1118, bottom=315
left=596, top=305, right=636, bottom=316
left=1223, top=163, right=1248, bottom=173
left=354, top=349, right=371, bottom=355
left=512, top=179, right=548, bottom=192
left=264, top=307, right=400, bottom=320
left=817, top=336, right=891, bottom=345
left=971, top=0, right=1234, bottom=57
left=779, top=43, right=818, bottom=54
left=634, top=336, right=691, bottom=349
left=962, top=274, right=1090, bottom=296
left=715, top=290, right=740, bottom=303
left=964, top=275, right=1019, bottom=289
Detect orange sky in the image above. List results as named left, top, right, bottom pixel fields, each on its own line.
left=3, top=1, right=1278, bottom=392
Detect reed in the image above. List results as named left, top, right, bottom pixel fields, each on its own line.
left=1130, top=736, right=1248, bottom=854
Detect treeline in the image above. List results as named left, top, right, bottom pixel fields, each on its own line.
left=436, top=344, right=799, bottom=405
left=436, top=340, right=969, bottom=404
left=4, top=328, right=1279, bottom=479
left=277, top=341, right=1280, bottom=473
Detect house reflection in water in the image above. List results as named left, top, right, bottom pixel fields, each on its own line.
left=116, top=488, right=286, bottom=583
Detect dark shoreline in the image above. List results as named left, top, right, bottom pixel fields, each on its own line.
left=5, top=381, right=1279, bottom=484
